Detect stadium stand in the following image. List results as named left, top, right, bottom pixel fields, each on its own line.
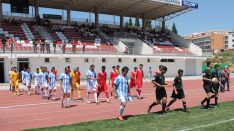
left=0, top=17, right=193, bottom=55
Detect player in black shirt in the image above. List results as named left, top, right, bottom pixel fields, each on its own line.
left=201, top=62, right=213, bottom=108
left=147, top=66, right=171, bottom=114
left=166, top=69, right=189, bottom=112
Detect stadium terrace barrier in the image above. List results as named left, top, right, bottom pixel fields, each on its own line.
left=0, top=44, right=212, bottom=57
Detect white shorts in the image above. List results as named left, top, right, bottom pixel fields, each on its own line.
left=87, top=85, right=97, bottom=93
left=34, top=82, right=40, bottom=87
left=118, top=95, right=132, bottom=103
left=26, top=81, right=31, bottom=87
left=41, top=83, right=48, bottom=89
left=62, top=86, right=71, bottom=94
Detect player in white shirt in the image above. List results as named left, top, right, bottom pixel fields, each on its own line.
left=86, top=65, right=99, bottom=104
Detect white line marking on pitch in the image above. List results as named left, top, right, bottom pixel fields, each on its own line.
left=180, top=118, right=234, bottom=131
left=0, top=89, right=203, bottom=109
left=0, top=98, right=111, bottom=109
left=0, top=87, right=232, bottom=109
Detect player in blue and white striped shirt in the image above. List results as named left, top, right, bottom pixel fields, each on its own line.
left=24, top=68, right=33, bottom=95
left=86, top=65, right=98, bottom=104
left=60, top=67, right=72, bottom=108
left=40, top=67, right=49, bottom=98
left=115, top=66, right=131, bottom=121
left=33, top=68, right=41, bottom=95
left=48, top=68, right=57, bottom=100
left=21, top=68, right=27, bottom=85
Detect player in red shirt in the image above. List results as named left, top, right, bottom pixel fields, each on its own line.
left=109, top=66, right=118, bottom=97
left=224, top=66, right=230, bottom=91
left=129, top=67, right=137, bottom=90
left=97, top=66, right=110, bottom=103
left=136, top=64, right=145, bottom=99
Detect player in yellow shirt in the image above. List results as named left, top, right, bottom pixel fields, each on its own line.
left=70, top=67, right=83, bottom=101
left=10, top=67, right=20, bottom=96
left=8, top=67, right=13, bottom=91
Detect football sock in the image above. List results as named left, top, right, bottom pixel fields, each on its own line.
left=215, top=97, right=218, bottom=105
left=77, top=89, right=81, bottom=97
left=162, top=103, right=167, bottom=112
left=201, top=98, right=207, bottom=104
left=167, top=99, right=176, bottom=107
left=105, top=92, right=109, bottom=99
left=183, top=101, right=187, bottom=110
left=71, top=90, right=74, bottom=99
left=148, top=102, right=158, bottom=111
left=206, top=98, right=210, bottom=108
left=97, top=92, right=100, bottom=98
left=94, top=93, right=98, bottom=102
left=138, top=89, right=142, bottom=96
left=119, top=105, right=125, bottom=116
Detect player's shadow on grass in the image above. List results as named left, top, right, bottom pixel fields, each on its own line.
left=199, top=105, right=216, bottom=109
left=152, top=111, right=168, bottom=115
left=123, top=115, right=134, bottom=120
left=151, top=109, right=187, bottom=114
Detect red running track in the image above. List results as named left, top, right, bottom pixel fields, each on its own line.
left=0, top=78, right=233, bottom=131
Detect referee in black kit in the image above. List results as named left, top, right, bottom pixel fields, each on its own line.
left=166, top=69, right=189, bottom=112
left=147, top=66, right=171, bottom=114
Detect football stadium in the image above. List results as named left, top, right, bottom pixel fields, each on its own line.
left=0, top=0, right=233, bottom=131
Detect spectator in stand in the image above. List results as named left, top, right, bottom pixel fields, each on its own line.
left=82, top=44, right=85, bottom=53
left=33, top=39, right=37, bottom=53
left=8, top=37, right=15, bottom=53
left=74, top=22, right=78, bottom=31
left=72, top=40, right=77, bottom=54
left=224, top=66, right=231, bottom=91
left=45, top=39, right=50, bottom=53
left=1, top=35, right=7, bottom=53
left=40, top=39, right=45, bottom=53
left=124, top=46, right=129, bottom=54
left=53, top=40, right=57, bottom=53
left=62, top=41, right=66, bottom=53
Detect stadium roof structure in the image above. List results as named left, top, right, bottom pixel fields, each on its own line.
left=3, top=0, right=198, bottom=20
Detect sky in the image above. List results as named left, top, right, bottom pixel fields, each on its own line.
left=2, top=0, right=234, bottom=36
left=169, top=0, right=234, bottom=36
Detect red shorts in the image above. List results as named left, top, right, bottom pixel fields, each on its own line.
left=98, top=84, right=108, bottom=93
left=111, top=80, right=115, bottom=88
left=136, top=81, right=143, bottom=89
left=129, top=81, right=136, bottom=88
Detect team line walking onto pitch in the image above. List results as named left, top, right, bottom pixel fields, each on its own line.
left=8, top=62, right=231, bottom=121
